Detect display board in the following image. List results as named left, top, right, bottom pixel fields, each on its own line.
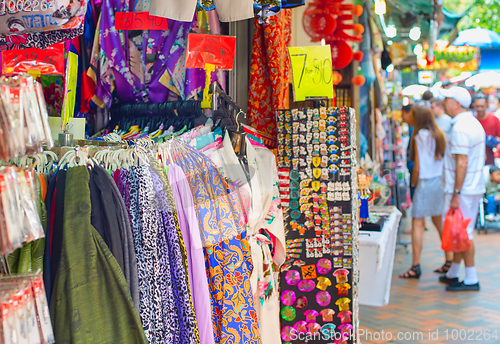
left=277, top=107, right=359, bottom=344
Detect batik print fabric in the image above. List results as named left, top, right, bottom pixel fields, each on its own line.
left=247, top=9, right=292, bottom=138
left=212, top=135, right=286, bottom=343
left=169, top=142, right=261, bottom=344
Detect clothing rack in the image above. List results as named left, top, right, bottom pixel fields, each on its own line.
left=107, top=100, right=207, bottom=132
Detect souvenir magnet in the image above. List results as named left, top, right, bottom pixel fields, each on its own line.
left=313, top=168, right=322, bottom=179
left=304, top=309, right=319, bottom=323
left=317, top=258, right=332, bottom=274
left=321, top=156, right=329, bottom=167
left=311, top=181, right=321, bottom=192
left=307, top=323, right=321, bottom=334
left=320, top=324, right=336, bottom=337
left=290, top=209, right=301, bottom=219
left=295, top=296, right=308, bottom=310
left=316, top=277, right=332, bottom=291
left=312, top=132, right=320, bottom=144
left=333, top=269, right=349, bottom=283
left=298, top=280, right=316, bottom=292
left=318, top=119, right=326, bottom=131
left=281, top=306, right=296, bottom=321
left=301, top=265, right=317, bottom=279
left=281, top=290, right=297, bottom=306
left=316, top=291, right=332, bottom=307
left=281, top=326, right=294, bottom=341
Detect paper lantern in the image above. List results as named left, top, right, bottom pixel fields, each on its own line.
left=353, top=51, right=364, bottom=62
left=353, top=5, right=363, bottom=17
left=330, top=40, right=353, bottom=70
left=354, top=24, right=364, bottom=36
left=332, top=71, right=343, bottom=85
left=352, top=75, right=365, bottom=86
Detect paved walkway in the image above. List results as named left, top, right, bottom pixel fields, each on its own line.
left=359, top=215, right=500, bottom=344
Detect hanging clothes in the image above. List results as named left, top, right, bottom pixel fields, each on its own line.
left=214, top=134, right=286, bottom=343
left=167, top=163, right=215, bottom=344
left=87, top=0, right=207, bottom=109
left=50, top=166, right=147, bottom=344
left=90, top=165, right=140, bottom=312
left=148, top=0, right=253, bottom=22
left=247, top=9, right=292, bottom=138
left=168, top=142, right=261, bottom=344
left=149, top=159, right=200, bottom=343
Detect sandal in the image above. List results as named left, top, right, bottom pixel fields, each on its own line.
left=399, top=265, right=421, bottom=279
left=434, top=260, right=452, bottom=274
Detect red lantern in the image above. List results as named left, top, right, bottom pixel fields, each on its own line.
left=352, top=75, right=365, bottom=86
left=332, top=71, right=343, bottom=85
left=353, top=51, right=364, bottom=62
left=330, top=40, right=353, bottom=70
left=354, top=24, right=364, bottom=36
left=353, top=5, right=363, bottom=16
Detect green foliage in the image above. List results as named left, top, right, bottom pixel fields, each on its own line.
left=455, top=0, right=500, bottom=34
left=443, top=0, right=473, bottom=14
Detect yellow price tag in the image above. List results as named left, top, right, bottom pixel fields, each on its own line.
left=61, top=51, right=79, bottom=131
left=288, top=45, right=334, bottom=102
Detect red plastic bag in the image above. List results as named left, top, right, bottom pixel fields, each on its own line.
left=441, top=209, right=472, bottom=252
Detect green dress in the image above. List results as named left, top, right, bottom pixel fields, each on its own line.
left=50, top=166, right=147, bottom=344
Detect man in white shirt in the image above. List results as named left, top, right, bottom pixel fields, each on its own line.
left=430, top=98, right=452, bottom=138
left=439, top=87, right=485, bottom=292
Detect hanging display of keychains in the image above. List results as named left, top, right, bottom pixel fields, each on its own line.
left=277, top=107, right=359, bottom=344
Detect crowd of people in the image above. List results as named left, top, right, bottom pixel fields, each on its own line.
left=398, top=85, right=500, bottom=292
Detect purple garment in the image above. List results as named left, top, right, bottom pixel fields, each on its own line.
left=117, top=169, right=132, bottom=223
left=168, top=164, right=215, bottom=344
left=93, top=0, right=208, bottom=106
left=149, top=164, right=199, bottom=343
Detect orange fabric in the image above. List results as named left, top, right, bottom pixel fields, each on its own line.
left=247, top=10, right=292, bottom=139
left=39, top=173, right=47, bottom=201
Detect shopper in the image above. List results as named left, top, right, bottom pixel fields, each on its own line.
left=400, top=105, right=447, bottom=279
left=402, top=104, right=414, bottom=198
left=439, top=86, right=485, bottom=292
left=484, top=166, right=500, bottom=221
left=430, top=98, right=452, bottom=138
left=473, top=94, right=500, bottom=165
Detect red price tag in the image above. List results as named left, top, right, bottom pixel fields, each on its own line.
left=115, top=12, right=168, bottom=30
left=1, top=43, right=65, bottom=75
left=185, top=33, right=236, bottom=70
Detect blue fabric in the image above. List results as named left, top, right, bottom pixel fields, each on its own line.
left=407, top=126, right=414, bottom=175
left=43, top=168, right=59, bottom=303
left=486, top=135, right=499, bottom=148
left=486, top=195, right=498, bottom=214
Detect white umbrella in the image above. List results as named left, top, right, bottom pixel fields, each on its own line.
left=465, top=71, right=500, bottom=88
left=402, top=84, right=428, bottom=97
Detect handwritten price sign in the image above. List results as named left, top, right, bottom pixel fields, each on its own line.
left=115, top=11, right=168, bottom=30
left=185, top=33, right=236, bottom=70
left=1, top=43, right=64, bottom=75
left=288, top=45, right=334, bottom=102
